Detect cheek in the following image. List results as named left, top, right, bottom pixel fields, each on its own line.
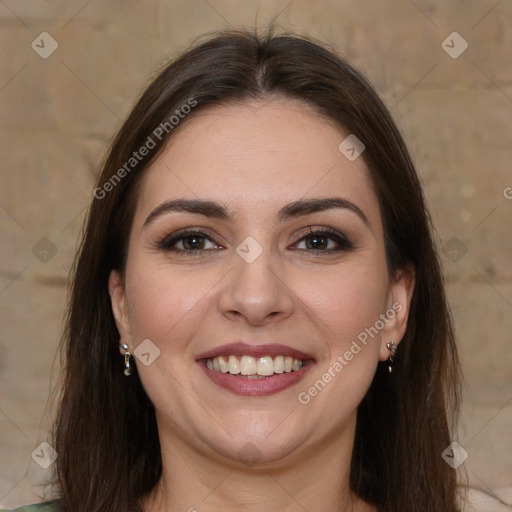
left=302, top=265, right=389, bottom=345
left=295, top=269, right=386, bottom=413
left=124, top=258, right=213, bottom=343
left=122, top=261, right=216, bottom=409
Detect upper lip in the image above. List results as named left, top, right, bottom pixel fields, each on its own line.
left=196, top=342, right=315, bottom=361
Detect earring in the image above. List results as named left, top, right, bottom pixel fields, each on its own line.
left=121, top=343, right=132, bottom=376
left=386, top=342, right=396, bottom=373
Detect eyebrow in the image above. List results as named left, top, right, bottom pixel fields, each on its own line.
left=143, top=196, right=370, bottom=228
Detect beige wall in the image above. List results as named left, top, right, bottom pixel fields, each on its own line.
left=1, top=0, right=511, bottom=508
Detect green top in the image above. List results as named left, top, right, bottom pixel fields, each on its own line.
left=0, top=503, right=60, bottom=511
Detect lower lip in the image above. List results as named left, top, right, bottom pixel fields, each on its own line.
left=197, top=360, right=315, bottom=396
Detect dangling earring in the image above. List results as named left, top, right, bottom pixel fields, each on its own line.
left=386, top=342, right=396, bottom=373
left=121, top=343, right=132, bottom=376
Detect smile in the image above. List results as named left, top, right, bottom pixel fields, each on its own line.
left=196, top=341, right=316, bottom=396
left=206, top=354, right=304, bottom=376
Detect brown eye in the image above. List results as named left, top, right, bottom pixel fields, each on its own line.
left=179, top=235, right=207, bottom=251
left=157, top=230, right=223, bottom=255
left=293, top=228, right=353, bottom=253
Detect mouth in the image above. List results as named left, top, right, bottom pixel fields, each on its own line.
left=196, top=342, right=316, bottom=396
left=205, top=354, right=308, bottom=377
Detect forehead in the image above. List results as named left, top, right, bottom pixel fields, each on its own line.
left=134, top=97, right=381, bottom=229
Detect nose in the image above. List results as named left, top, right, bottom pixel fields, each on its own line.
left=217, top=242, right=295, bottom=326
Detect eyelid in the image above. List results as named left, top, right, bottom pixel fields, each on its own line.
left=294, top=225, right=348, bottom=240
left=156, top=225, right=354, bottom=254
left=290, top=225, right=354, bottom=252
left=156, top=228, right=223, bottom=252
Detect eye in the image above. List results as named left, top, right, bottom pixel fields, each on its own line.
left=292, top=227, right=353, bottom=254
left=157, top=230, right=223, bottom=256
left=156, top=226, right=353, bottom=257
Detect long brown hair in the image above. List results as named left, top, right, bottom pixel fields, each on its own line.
left=53, top=27, right=463, bottom=512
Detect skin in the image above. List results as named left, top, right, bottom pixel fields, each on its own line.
left=109, top=97, right=415, bottom=512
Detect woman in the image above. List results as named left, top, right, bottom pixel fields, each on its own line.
left=3, top=28, right=482, bottom=511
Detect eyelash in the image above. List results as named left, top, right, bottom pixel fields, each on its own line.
left=156, top=227, right=354, bottom=257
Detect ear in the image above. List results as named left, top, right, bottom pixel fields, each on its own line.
left=108, top=269, right=133, bottom=354
left=378, top=265, right=416, bottom=361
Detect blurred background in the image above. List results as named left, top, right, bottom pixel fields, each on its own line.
left=0, top=0, right=511, bottom=508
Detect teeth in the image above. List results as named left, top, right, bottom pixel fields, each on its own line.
left=228, top=355, right=240, bottom=374
left=256, top=356, right=274, bottom=376
left=206, top=354, right=305, bottom=376
left=218, top=356, right=229, bottom=373
left=240, top=355, right=257, bottom=375
left=273, top=355, right=284, bottom=373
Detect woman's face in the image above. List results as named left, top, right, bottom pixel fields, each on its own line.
left=109, top=97, right=413, bottom=468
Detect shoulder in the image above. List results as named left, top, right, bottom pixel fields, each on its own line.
left=462, top=487, right=512, bottom=512
left=0, top=502, right=61, bottom=512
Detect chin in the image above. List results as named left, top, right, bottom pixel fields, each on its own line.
left=196, top=418, right=308, bottom=467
